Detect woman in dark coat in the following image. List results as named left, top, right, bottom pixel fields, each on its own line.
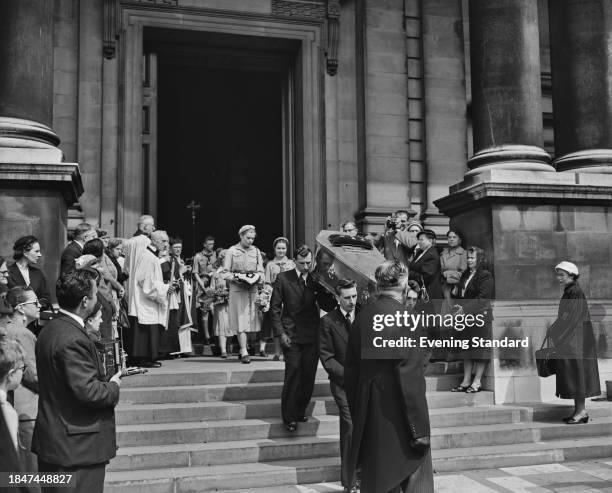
left=450, top=246, right=494, bottom=393
left=7, top=236, right=51, bottom=310
left=547, top=261, right=600, bottom=424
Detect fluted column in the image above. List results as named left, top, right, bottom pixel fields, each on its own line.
left=0, top=0, right=61, bottom=160
left=467, top=0, right=553, bottom=175
left=550, top=0, right=612, bottom=173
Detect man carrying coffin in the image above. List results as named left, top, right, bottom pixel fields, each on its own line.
left=270, top=245, right=336, bottom=432
left=345, top=261, right=433, bottom=493
left=319, top=278, right=358, bottom=493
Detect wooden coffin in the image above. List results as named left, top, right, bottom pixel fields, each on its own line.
left=313, top=230, right=384, bottom=304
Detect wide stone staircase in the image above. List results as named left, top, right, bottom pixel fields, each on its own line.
left=104, top=357, right=612, bottom=492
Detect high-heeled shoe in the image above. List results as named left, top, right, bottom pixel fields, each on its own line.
left=565, top=414, right=589, bottom=424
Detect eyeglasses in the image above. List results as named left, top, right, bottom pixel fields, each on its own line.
left=0, top=270, right=8, bottom=276
left=17, top=301, right=41, bottom=308
left=11, top=365, right=27, bottom=373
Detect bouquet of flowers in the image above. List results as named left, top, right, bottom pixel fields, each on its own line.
left=212, top=286, right=229, bottom=306
left=255, top=284, right=273, bottom=312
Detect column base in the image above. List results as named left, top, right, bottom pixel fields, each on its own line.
left=467, top=144, right=554, bottom=177
left=554, top=149, right=612, bottom=173
left=435, top=169, right=612, bottom=403
left=0, top=161, right=83, bottom=303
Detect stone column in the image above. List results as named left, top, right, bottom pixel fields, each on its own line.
left=549, top=0, right=612, bottom=173
left=0, top=0, right=82, bottom=297
left=467, top=0, right=553, bottom=175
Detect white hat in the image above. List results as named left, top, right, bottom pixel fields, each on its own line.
left=555, top=261, right=579, bottom=276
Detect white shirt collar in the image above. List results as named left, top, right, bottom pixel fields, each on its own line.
left=75, top=240, right=84, bottom=249
left=58, top=308, right=85, bottom=328
left=339, top=307, right=354, bottom=322
left=295, top=268, right=308, bottom=280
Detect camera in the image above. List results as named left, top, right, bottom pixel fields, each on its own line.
left=385, top=217, right=397, bottom=230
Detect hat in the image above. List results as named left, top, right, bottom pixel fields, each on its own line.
left=238, top=225, right=256, bottom=236
left=416, top=229, right=436, bottom=240
left=406, top=220, right=423, bottom=232
left=555, top=261, right=579, bottom=276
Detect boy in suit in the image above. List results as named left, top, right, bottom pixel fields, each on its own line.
left=319, top=279, right=358, bottom=493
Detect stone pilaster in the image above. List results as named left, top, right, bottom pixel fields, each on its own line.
left=467, top=0, right=553, bottom=175
left=549, top=0, right=612, bottom=173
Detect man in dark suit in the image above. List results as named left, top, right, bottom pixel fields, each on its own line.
left=270, top=244, right=336, bottom=432
left=319, top=279, right=358, bottom=493
left=33, top=270, right=122, bottom=493
left=59, top=223, right=97, bottom=276
left=345, top=261, right=433, bottom=493
left=374, top=211, right=421, bottom=266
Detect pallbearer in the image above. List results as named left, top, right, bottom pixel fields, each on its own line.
left=319, top=278, right=358, bottom=493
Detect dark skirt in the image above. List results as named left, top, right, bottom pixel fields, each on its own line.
left=260, top=311, right=274, bottom=339
left=450, top=320, right=492, bottom=363
left=555, top=357, right=601, bottom=399
left=132, top=322, right=162, bottom=360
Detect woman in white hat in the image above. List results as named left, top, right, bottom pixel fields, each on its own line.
left=547, top=261, right=600, bottom=424
left=222, top=225, right=264, bottom=364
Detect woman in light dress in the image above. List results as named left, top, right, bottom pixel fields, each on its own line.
left=222, top=225, right=264, bottom=364
left=209, top=250, right=234, bottom=358
left=263, top=237, right=295, bottom=361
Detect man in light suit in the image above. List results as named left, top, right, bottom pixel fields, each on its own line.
left=33, top=270, right=122, bottom=493
left=59, top=223, right=97, bottom=276
left=319, top=278, right=358, bottom=493
left=345, top=261, right=433, bottom=493
left=270, top=245, right=336, bottom=432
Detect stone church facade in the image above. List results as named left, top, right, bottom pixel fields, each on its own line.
left=1, top=0, right=612, bottom=401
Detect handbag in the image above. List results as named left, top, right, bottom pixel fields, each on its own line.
left=535, top=334, right=556, bottom=378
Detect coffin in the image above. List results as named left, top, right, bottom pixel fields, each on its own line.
left=313, top=230, right=385, bottom=304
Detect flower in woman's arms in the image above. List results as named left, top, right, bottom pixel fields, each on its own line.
left=255, top=284, right=274, bottom=312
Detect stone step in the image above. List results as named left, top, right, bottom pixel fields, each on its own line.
left=119, top=377, right=465, bottom=405
left=115, top=397, right=339, bottom=425
left=122, top=360, right=461, bottom=388
left=432, top=435, right=612, bottom=472
left=430, top=416, right=612, bottom=450
left=112, top=415, right=612, bottom=471
left=105, top=457, right=341, bottom=493
left=116, top=416, right=339, bottom=447
left=116, top=398, right=516, bottom=427
left=109, top=435, right=340, bottom=472
left=105, top=434, right=612, bottom=492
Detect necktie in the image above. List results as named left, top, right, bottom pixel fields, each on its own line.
left=301, top=274, right=307, bottom=287
left=0, top=392, right=19, bottom=451
left=345, top=311, right=352, bottom=327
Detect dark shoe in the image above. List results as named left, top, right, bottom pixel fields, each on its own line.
left=566, top=414, right=589, bottom=424
left=259, top=350, right=267, bottom=357
left=465, top=384, right=481, bottom=393
left=241, top=355, right=251, bottom=364
left=451, top=385, right=470, bottom=392
left=298, top=416, right=308, bottom=422
left=273, top=354, right=281, bottom=361
left=151, top=361, right=162, bottom=368
left=220, top=353, right=228, bottom=359
left=285, top=421, right=297, bottom=432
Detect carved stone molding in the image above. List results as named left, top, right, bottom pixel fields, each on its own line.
left=326, top=0, right=340, bottom=75
left=272, top=0, right=327, bottom=19
left=103, top=0, right=120, bottom=59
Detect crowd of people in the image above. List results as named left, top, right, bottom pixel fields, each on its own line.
left=0, top=210, right=601, bottom=493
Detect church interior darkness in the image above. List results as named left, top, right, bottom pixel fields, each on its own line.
left=150, top=28, right=290, bottom=257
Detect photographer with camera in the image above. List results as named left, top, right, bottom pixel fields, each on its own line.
left=374, top=210, right=422, bottom=267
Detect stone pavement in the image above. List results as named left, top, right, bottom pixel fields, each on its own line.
left=221, top=460, right=612, bottom=492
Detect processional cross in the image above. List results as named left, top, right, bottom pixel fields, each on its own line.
left=186, top=200, right=202, bottom=256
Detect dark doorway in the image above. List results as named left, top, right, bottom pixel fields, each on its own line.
left=150, top=29, right=297, bottom=258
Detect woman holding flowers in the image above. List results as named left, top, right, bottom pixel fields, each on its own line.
left=209, top=250, right=233, bottom=358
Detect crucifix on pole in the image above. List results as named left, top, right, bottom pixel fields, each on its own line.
left=186, top=199, right=201, bottom=256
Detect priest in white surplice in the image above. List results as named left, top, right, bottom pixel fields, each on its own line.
left=131, top=230, right=175, bottom=367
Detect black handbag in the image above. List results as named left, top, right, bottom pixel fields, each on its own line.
left=535, top=334, right=556, bottom=378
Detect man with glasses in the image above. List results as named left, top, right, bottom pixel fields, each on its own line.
left=270, top=245, right=336, bottom=432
